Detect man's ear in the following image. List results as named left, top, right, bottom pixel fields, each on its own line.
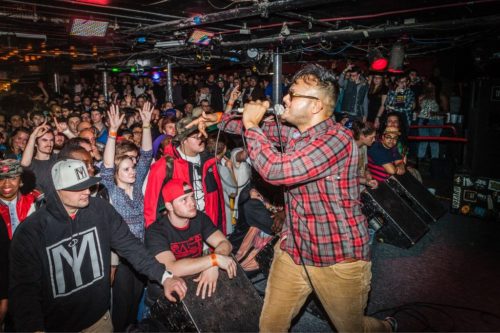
left=165, top=202, right=174, bottom=213
left=311, top=98, right=324, bottom=115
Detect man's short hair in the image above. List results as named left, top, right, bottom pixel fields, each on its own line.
left=58, top=145, right=89, bottom=161
left=350, top=66, right=361, bottom=74
left=62, top=137, right=92, bottom=151
left=67, top=112, right=81, bottom=120
left=30, top=111, right=45, bottom=121
left=292, top=64, right=338, bottom=116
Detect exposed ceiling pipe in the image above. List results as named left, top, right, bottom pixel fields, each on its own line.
left=0, top=31, right=47, bottom=40
left=0, top=11, right=69, bottom=24
left=220, top=14, right=500, bottom=48
left=276, top=12, right=336, bottom=29
left=2, top=0, right=166, bottom=24
left=53, top=0, right=185, bottom=20
left=218, top=0, right=500, bottom=35
left=132, top=0, right=344, bottom=33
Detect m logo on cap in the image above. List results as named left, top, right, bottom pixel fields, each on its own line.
left=74, top=166, right=87, bottom=181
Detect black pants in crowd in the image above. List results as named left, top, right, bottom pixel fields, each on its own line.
left=111, top=259, right=146, bottom=331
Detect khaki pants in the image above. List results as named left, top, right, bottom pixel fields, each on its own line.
left=260, top=244, right=390, bottom=333
left=81, top=311, right=113, bottom=333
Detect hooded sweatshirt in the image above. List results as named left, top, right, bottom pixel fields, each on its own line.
left=9, top=193, right=165, bottom=332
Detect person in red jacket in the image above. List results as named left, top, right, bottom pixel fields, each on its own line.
left=0, top=159, right=39, bottom=239
left=0, top=159, right=39, bottom=329
left=144, top=116, right=226, bottom=234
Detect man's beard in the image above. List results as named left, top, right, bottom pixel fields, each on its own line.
left=53, top=143, right=64, bottom=150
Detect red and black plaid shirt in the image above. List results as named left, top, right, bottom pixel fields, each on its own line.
left=220, top=114, right=370, bottom=266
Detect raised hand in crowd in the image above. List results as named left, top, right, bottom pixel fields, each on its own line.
left=139, top=101, right=154, bottom=151
left=139, top=101, right=154, bottom=127
left=225, top=85, right=241, bottom=113
left=53, top=116, right=68, bottom=134
left=103, top=104, right=125, bottom=168
left=20, top=121, right=50, bottom=167
left=186, top=112, right=220, bottom=138
left=53, top=116, right=76, bottom=139
left=107, top=104, right=125, bottom=132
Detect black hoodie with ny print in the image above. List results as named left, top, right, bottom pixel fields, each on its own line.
left=9, top=193, right=165, bottom=332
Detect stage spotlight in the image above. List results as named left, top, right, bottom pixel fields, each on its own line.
left=368, top=48, right=388, bottom=72
left=388, top=42, right=405, bottom=73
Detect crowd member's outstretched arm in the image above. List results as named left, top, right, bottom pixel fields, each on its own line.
left=103, top=104, right=124, bottom=169
left=20, top=122, right=50, bottom=167
left=187, top=87, right=290, bottom=146
left=139, top=101, right=153, bottom=152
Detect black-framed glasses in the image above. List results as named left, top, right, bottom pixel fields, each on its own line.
left=288, top=91, right=319, bottom=102
left=383, top=134, right=399, bottom=141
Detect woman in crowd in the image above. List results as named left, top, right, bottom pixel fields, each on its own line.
left=4, top=128, right=29, bottom=161
left=368, top=73, right=388, bottom=128
left=101, top=102, right=154, bottom=331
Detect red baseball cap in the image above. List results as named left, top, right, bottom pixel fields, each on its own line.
left=162, top=178, right=193, bottom=203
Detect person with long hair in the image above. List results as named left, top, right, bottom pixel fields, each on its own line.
left=352, top=121, right=378, bottom=189
left=101, top=102, right=154, bottom=331
left=367, top=74, right=388, bottom=128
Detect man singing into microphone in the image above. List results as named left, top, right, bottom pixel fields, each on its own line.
left=189, top=64, right=395, bottom=332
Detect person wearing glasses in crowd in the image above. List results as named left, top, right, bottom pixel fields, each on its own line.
left=367, top=126, right=406, bottom=182
left=190, top=64, right=396, bottom=332
left=384, top=75, right=416, bottom=135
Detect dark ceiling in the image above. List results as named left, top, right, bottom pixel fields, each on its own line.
left=1, top=0, right=500, bottom=71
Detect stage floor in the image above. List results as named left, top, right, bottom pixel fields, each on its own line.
left=251, top=208, right=500, bottom=332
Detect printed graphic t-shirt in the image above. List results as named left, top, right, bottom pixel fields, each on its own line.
left=145, top=211, right=217, bottom=260
left=144, top=211, right=218, bottom=303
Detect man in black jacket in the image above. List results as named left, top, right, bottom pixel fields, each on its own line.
left=9, top=159, right=187, bottom=332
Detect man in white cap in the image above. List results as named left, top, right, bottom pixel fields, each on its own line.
left=9, top=159, right=187, bottom=332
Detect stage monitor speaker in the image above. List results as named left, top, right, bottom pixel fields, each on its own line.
left=150, top=261, right=263, bottom=332
left=362, top=182, right=429, bottom=249
left=386, top=174, right=447, bottom=224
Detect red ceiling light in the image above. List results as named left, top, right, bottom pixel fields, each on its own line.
left=368, top=48, right=388, bottom=72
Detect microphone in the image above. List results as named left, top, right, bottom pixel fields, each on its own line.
left=231, top=104, right=284, bottom=116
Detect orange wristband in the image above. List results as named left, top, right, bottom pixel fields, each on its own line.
left=216, top=112, right=223, bottom=123
left=109, top=131, right=117, bottom=137
left=210, top=253, right=218, bottom=267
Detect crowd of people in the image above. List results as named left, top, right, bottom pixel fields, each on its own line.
left=0, top=61, right=457, bottom=332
